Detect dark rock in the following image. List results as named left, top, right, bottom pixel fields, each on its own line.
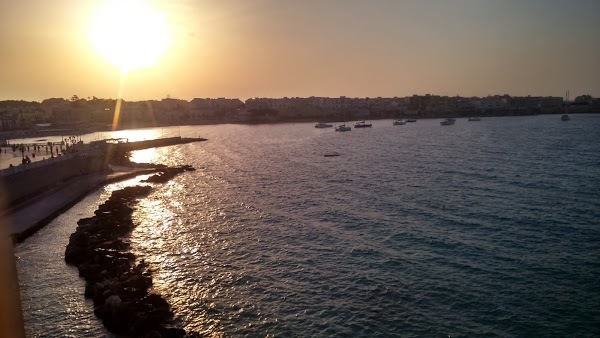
left=79, top=263, right=103, bottom=282
left=144, top=331, right=163, bottom=338
left=84, top=282, right=95, bottom=299
left=143, top=165, right=196, bottom=183
left=143, top=294, right=171, bottom=313
left=160, top=326, right=187, bottom=338
left=64, top=246, right=89, bottom=265
left=99, top=295, right=130, bottom=333
left=104, top=295, right=123, bottom=315
left=65, top=183, right=188, bottom=336
left=124, top=274, right=153, bottom=290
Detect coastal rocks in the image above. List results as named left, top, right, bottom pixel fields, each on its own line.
left=143, top=165, right=196, bottom=183
left=64, top=185, right=190, bottom=337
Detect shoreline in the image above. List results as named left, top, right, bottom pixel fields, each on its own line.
left=1, top=136, right=207, bottom=243
left=65, top=167, right=196, bottom=337
left=64, top=186, right=178, bottom=336
left=3, top=112, right=599, bottom=142
left=4, top=167, right=161, bottom=243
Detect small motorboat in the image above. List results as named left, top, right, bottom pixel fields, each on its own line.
left=335, top=124, right=351, bottom=132
left=393, top=120, right=406, bottom=125
left=561, top=114, right=570, bottom=121
left=354, top=121, right=372, bottom=128
left=440, top=118, right=456, bottom=126
left=315, top=122, right=333, bottom=128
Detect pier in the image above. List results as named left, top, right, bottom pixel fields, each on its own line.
left=0, top=136, right=207, bottom=242
left=98, top=136, right=207, bottom=152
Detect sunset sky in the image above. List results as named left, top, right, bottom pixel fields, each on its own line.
left=1, top=0, right=599, bottom=101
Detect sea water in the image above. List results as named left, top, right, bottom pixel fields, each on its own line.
left=16, top=115, right=600, bottom=337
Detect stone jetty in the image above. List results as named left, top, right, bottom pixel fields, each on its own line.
left=97, top=136, right=207, bottom=153
left=65, top=172, right=199, bottom=337
left=143, top=165, right=196, bottom=183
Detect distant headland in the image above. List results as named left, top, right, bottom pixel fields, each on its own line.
left=1, top=94, right=599, bottom=137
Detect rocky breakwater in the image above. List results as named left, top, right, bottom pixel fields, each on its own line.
left=65, top=168, right=199, bottom=337
left=143, top=165, right=196, bottom=183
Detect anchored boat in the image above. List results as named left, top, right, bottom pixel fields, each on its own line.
left=354, top=121, right=372, bottom=128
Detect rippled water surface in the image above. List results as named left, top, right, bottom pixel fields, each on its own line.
left=16, top=115, right=600, bottom=337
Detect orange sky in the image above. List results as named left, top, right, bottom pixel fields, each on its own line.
left=1, top=0, right=599, bottom=101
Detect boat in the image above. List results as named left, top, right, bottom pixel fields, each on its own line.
left=561, top=114, right=570, bottom=121
left=440, top=118, right=456, bottom=126
left=468, top=117, right=481, bottom=121
left=393, top=120, right=406, bottom=125
left=406, top=119, right=417, bottom=122
left=335, top=124, right=351, bottom=132
left=354, top=121, right=372, bottom=128
left=315, top=122, right=333, bottom=128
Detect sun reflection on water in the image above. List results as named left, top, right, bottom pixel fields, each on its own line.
left=129, top=143, right=185, bottom=166
left=130, top=180, right=228, bottom=337
left=129, top=148, right=158, bottom=164
left=109, top=128, right=162, bottom=142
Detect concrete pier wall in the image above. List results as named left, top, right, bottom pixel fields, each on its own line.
left=91, top=137, right=207, bottom=154
left=0, top=137, right=206, bottom=207
left=0, top=154, right=107, bottom=206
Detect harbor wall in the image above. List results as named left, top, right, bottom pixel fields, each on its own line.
left=100, top=137, right=206, bottom=152
left=0, top=154, right=107, bottom=206
left=0, top=136, right=206, bottom=207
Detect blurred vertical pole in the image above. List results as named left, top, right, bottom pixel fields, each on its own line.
left=0, top=190, right=25, bottom=337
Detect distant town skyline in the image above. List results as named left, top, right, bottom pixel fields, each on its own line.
left=1, top=0, right=599, bottom=102
left=1, top=92, right=596, bottom=104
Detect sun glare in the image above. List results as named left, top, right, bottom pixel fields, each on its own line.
left=89, top=0, right=170, bottom=72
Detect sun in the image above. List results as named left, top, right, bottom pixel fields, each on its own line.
left=89, top=0, right=170, bottom=72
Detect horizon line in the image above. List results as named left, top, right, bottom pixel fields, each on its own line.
left=2, top=92, right=596, bottom=103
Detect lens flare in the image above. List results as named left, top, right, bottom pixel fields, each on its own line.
left=89, top=0, right=170, bottom=72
